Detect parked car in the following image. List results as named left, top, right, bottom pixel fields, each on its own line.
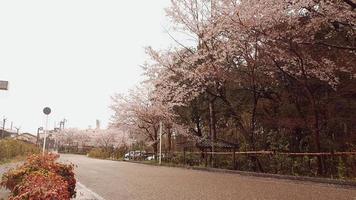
left=124, top=150, right=147, bottom=160
left=146, top=155, right=155, bottom=161
left=124, top=153, right=130, bottom=161
left=145, top=153, right=166, bottom=161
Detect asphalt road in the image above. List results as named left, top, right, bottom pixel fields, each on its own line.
left=60, top=154, right=356, bottom=200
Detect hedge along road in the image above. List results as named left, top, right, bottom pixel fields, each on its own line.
left=0, top=162, right=24, bottom=199
left=0, top=161, right=104, bottom=200
left=59, top=154, right=356, bottom=200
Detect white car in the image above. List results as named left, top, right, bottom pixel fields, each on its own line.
left=124, top=153, right=130, bottom=161
left=145, top=153, right=166, bottom=161
left=146, top=155, right=155, bottom=161
left=124, top=151, right=147, bottom=160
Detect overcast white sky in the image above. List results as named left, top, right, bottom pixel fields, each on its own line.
left=0, top=0, right=174, bottom=133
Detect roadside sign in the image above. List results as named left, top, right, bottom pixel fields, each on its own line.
left=42, top=107, right=51, bottom=155
left=0, top=81, right=9, bottom=90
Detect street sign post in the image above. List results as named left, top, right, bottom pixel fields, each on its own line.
left=0, top=81, right=9, bottom=90
left=42, top=107, right=51, bottom=155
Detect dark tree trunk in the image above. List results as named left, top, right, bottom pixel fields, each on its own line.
left=167, top=127, right=172, bottom=153
left=209, top=99, right=217, bottom=140
left=153, top=143, right=158, bottom=161
left=209, top=98, right=217, bottom=167
left=311, top=100, right=324, bottom=175
left=250, top=89, right=264, bottom=172
left=153, top=126, right=158, bottom=161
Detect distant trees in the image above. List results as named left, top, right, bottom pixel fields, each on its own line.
left=56, top=128, right=130, bottom=156
left=110, top=0, right=356, bottom=176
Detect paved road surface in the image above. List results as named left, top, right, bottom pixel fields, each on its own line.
left=60, top=154, right=356, bottom=200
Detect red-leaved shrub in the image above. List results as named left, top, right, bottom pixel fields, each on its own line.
left=10, top=172, right=70, bottom=200
left=0, top=153, right=76, bottom=200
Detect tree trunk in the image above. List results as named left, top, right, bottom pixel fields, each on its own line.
left=153, top=126, right=158, bottom=161
left=167, top=127, right=172, bottom=154
left=209, top=100, right=217, bottom=140
left=311, top=101, right=324, bottom=175
left=153, top=143, right=158, bottom=161
left=209, top=99, right=217, bottom=167
left=251, top=94, right=258, bottom=150
left=250, top=91, right=263, bottom=172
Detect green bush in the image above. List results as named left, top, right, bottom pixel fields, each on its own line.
left=88, top=146, right=128, bottom=160
left=0, top=139, right=40, bottom=163
left=87, top=148, right=111, bottom=159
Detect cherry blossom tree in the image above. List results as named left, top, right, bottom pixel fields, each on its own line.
left=110, top=84, right=176, bottom=158
left=111, top=0, right=356, bottom=176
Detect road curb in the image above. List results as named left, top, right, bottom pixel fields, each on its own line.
left=124, top=160, right=356, bottom=188
left=75, top=182, right=105, bottom=200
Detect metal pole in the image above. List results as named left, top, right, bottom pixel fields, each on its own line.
left=2, top=118, right=6, bottom=139
left=42, top=115, right=49, bottom=155
left=159, top=121, right=162, bottom=165
left=62, top=118, right=67, bottom=130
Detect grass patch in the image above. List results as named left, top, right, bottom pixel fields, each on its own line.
left=0, top=139, right=40, bottom=165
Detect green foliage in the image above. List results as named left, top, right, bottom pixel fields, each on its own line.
left=88, top=146, right=128, bottom=160
left=337, top=157, right=346, bottom=179
left=0, top=139, right=40, bottom=163
left=87, top=148, right=111, bottom=159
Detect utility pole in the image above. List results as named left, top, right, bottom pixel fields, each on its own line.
left=60, top=118, right=66, bottom=130
left=14, top=127, right=20, bottom=135
left=159, top=121, right=163, bottom=165
left=2, top=117, right=6, bottom=138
